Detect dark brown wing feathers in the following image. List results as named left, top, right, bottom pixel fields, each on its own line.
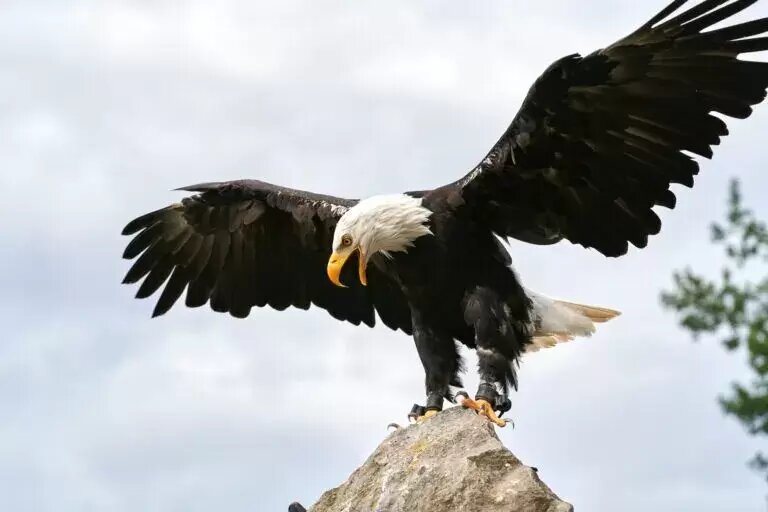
left=121, top=180, right=412, bottom=332
left=447, top=0, right=768, bottom=256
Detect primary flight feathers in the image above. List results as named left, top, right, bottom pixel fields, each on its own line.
left=452, top=0, right=768, bottom=256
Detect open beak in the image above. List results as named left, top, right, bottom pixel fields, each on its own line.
left=327, top=247, right=367, bottom=287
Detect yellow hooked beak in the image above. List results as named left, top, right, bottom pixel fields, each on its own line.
left=327, top=247, right=367, bottom=287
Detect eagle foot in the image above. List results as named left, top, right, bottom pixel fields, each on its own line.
left=408, top=403, right=440, bottom=423
left=457, top=392, right=507, bottom=427
left=417, top=409, right=439, bottom=423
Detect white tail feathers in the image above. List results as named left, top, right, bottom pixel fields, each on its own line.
left=526, top=290, right=621, bottom=353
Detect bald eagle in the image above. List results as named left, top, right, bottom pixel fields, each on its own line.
left=122, top=0, right=768, bottom=426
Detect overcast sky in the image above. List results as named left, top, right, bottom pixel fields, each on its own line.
left=2, top=1, right=768, bottom=511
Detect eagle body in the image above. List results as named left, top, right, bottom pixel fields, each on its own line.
left=383, top=198, right=528, bottom=333
left=376, top=195, right=533, bottom=394
left=121, top=0, right=768, bottom=423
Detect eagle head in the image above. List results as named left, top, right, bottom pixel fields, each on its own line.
left=327, top=194, right=432, bottom=287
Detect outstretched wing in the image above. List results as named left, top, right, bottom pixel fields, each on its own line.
left=121, top=180, right=412, bottom=333
left=437, top=0, right=768, bottom=256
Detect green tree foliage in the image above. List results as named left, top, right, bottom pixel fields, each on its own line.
left=661, top=180, right=768, bottom=482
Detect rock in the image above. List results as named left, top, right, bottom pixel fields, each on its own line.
left=305, top=406, right=573, bottom=512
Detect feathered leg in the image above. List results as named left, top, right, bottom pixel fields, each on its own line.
left=409, top=310, right=463, bottom=422
left=462, top=286, right=528, bottom=427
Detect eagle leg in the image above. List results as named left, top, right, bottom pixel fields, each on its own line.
left=410, top=316, right=460, bottom=423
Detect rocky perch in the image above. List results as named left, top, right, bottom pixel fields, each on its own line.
left=293, top=405, right=573, bottom=512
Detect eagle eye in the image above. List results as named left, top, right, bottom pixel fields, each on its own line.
left=341, top=234, right=353, bottom=247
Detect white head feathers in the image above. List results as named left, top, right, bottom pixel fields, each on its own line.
left=332, top=194, right=433, bottom=261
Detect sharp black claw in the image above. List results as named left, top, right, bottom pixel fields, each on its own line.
left=455, top=390, right=469, bottom=401
left=496, top=397, right=512, bottom=415
left=408, top=403, right=426, bottom=422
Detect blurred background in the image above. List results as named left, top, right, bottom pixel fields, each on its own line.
left=1, top=1, right=767, bottom=510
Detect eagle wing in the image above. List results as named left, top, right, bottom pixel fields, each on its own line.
left=121, top=180, right=412, bottom=333
left=439, top=0, right=768, bottom=256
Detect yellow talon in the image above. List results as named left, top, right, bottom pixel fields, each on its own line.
left=417, top=409, right=439, bottom=422
left=461, top=398, right=506, bottom=427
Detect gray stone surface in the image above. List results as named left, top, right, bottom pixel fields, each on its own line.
left=308, top=406, right=573, bottom=512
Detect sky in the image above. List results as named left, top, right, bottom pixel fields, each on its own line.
left=1, top=1, right=767, bottom=511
